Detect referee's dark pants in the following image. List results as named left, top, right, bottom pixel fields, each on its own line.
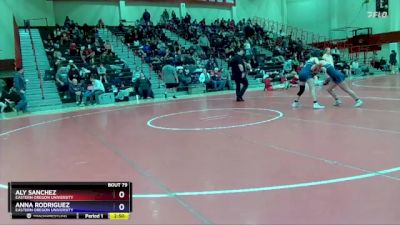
left=234, top=77, right=248, bottom=99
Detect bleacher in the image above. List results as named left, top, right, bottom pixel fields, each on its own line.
left=38, top=26, right=137, bottom=104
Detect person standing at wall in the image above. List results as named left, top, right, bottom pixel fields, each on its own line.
left=230, top=48, right=248, bottom=102
left=143, top=9, right=151, bottom=26
left=389, top=50, right=397, bottom=74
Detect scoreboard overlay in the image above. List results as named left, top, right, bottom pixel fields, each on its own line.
left=8, top=182, right=132, bottom=220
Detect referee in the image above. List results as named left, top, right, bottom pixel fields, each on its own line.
left=230, top=48, right=248, bottom=102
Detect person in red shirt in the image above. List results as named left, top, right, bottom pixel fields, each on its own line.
left=81, top=45, right=95, bottom=64
left=69, top=42, right=78, bottom=56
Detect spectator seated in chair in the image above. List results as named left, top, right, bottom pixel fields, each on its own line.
left=102, top=41, right=113, bottom=61
left=199, top=68, right=212, bottom=90
left=69, top=78, right=83, bottom=105
left=177, top=66, right=191, bottom=87
left=379, top=57, right=389, bottom=71
left=211, top=68, right=226, bottom=91
left=5, top=87, right=27, bottom=113
left=350, top=59, right=361, bottom=75
left=220, top=68, right=233, bottom=90
left=81, top=76, right=105, bottom=106
left=69, top=42, right=78, bottom=56
left=81, top=45, right=95, bottom=64
left=135, top=72, right=154, bottom=99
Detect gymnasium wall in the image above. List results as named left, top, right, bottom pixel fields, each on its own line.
left=124, top=2, right=180, bottom=24
left=186, top=4, right=232, bottom=24
left=335, top=0, right=391, bottom=37
left=0, top=0, right=15, bottom=60
left=53, top=0, right=120, bottom=26
left=4, top=0, right=287, bottom=28
left=287, top=0, right=396, bottom=40
left=286, top=0, right=331, bottom=38
left=7, top=0, right=55, bottom=26
left=236, top=0, right=283, bottom=23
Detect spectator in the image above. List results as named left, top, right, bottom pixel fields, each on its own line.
left=198, top=34, right=210, bottom=55
left=199, top=68, right=211, bottom=87
left=250, top=55, right=259, bottom=69
left=53, top=27, right=62, bottom=40
left=12, top=69, right=28, bottom=112
left=162, top=60, right=179, bottom=99
left=101, top=40, right=113, bottom=61
left=56, top=66, right=70, bottom=99
left=211, top=68, right=226, bottom=91
left=131, top=66, right=141, bottom=83
left=143, top=9, right=151, bottom=25
left=183, top=12, right=191, bottom=24
left=5, top=87, right=27, bottom=113
left=13, top=68, right=26, bottom=96
left=283, top=59, right=294, bottom=74
left=351, top=59, right=361, bottom=75
left=0, top=79, right=5, bottom=92
left=68, top=66, right=81, bottom=83
left=279, top=29, right=286, bottom=37
left=64, top=16, right=71, bottom=28
left=331, top=47, right=341, bottom=61
left=389, top=50, right=397, bottom=74
left=379, top=57, right=389, bottom=71
left=160, top=9, right=169, bottom=25
left=171, top=10, right=177, bottom=21
left=136, top=72, right=153, bottom=99
left=177, top=66, right=191, bottom=86
left=0, top=90, right=6, bottom=113
left=97, top=63, right=107, bottom=83
left=322, top=47, right=334, bottom=65
left=81, top=45, right=95, bottom=64
left=69, top=78, right=83, bottom=105
left=272, top=46, right=285, bottom=62
left=244, top=39, right=252, bottom=57
left=53, top=47, right=64, bottom=61
left=82, top=76, right=105, bottom=106
left=69, top=42, right=78, bottom=56
left=97, top=19, right=105, bottom=28
left=220, top=68, right=232, bottom=90
left=67, top=60, right=78, bottom=72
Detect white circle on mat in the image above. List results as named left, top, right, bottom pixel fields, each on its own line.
left=147, top=108, right=284, bottom=131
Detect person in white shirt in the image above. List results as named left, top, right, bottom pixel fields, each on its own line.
left=199, top=68, right=211, bottom=87
left=351, top=59, right=361, bottom=75
left=81, top=76, right=105, bottom=106
left=322, top=48, right=334, bottom=85
left=244, top=40, right=252, bottom=57
left=322, top=48, right=334, bottom=66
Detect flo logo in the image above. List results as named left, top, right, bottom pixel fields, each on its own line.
left=367, top=11, right=388, bottom=18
